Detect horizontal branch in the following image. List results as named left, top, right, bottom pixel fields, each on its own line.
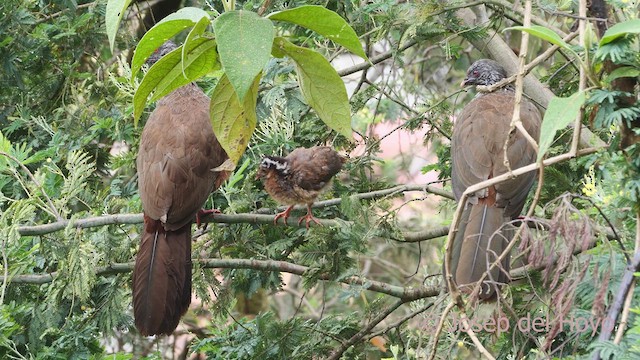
left=18, top=184, right=453, bottom=238
left=4, top=258, right=439, bottom=301
left=254, top=184, right=453, bottom=215
left=402, top=226, right=450, bottom=242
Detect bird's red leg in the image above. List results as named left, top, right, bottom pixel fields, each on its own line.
left=274, top=206, right=294, bottom=225
left=298, top=204, right=322, bottom=229
left=196, top=208, right=222, bottom=229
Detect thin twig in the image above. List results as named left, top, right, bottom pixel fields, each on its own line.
left=428, top=301, right=455, bottom=360
left=366, top=300, right=437, bottom=339
left=337, top=40, right=418, bottom=78
left=613, top=281, right=635, bottom=344
left=571, top=0, right=587, bottom=154
left=592, top=213, right=640, bottom=360
left=257, top=0, right=272, bottom=16
left=0, top=152, right=62, bottom=221
left=35, top=2, right=95, bottom=25
left=504, top=0, right=535, bottom=172
left=460, top=312, right=496, bottom=359
left=327, top=300, right=404, bottom=360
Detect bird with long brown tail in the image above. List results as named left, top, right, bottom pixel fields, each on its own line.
left=133, top=41, right=230, bottom=336
left=256, top=146, right=345, bottom=228
left=449, top=59, right=541, bottom=299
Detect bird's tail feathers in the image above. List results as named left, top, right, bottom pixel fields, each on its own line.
left=132, top=215, right=192, bottom=336
left=452, top=203, right=511, bottom=299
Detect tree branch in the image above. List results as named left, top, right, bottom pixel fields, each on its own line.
left=18, top=185, right=453, bottom=236
left=327, top=299, right=405, bottom=360
left=4, top=258, right=440, bottom=301
left=592, top=212, right=640, bottom=360
left=337, top=39, right=418, bottom=78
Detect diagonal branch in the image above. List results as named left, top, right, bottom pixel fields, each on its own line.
left=592, top=213, right=640, bottom=360
left=327, top=299, right=405, bottom=360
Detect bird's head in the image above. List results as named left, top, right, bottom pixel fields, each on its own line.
left=461, top=59, right=508, bottom=87
left=146, top=40, right=179, bottom=66
left=256, top=156, right=289, bottom=180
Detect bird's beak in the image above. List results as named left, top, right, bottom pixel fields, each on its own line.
left=460, top=78, right=470, bottom=87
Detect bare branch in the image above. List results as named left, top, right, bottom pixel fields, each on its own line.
left=3, top=258, right=440, bottom=301
left=428, top=301, right=455, bottom=360
left=19, top=185, right=453, bottom=236
left=401, top=227, right=450, bottom=242
left=367, top=300, right=437, bottom=339
left=327, top=300, right=405, bottom=360
left=337, top=40, right=418, bottom=78
left=592, top=213, right=640, bottom=360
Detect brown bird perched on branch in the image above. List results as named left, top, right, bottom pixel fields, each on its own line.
left=133, top=41, right=231, bottom=336
left=256, top=146, right=345, bottom=228
left=449, top=59, right=541, bottom=299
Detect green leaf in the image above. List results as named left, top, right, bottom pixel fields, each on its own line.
left=182, top=15, right=210, bottom=75
left=105, top=0, right=134, bottom=53
left=538, top=91, right=586, bottom=161
left=214, top=11, right=274, bottom=101
left=267, top=5, right=368, bottom=60
left=600, top=19, right=640, bottom=46
left=504, top=25, right=571, bottom=50
left=274, top=37, right=353, bottom=140
left=133, top=38, right=218, bottom=124
left=604, top=66, right=640, bottom=85
left=210, top=73, right=260, bottom=164
left=131, top=7, right=210, bottom=79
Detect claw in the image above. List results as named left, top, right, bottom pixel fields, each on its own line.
left=196, top=208, right=221, bottom=229
left=274, top=206, right=294, bottom=225
left=297, top=204, right=322, bottom=229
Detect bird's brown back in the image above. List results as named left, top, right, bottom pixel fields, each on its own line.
left=136, top=84, right=230, bottom=230
left=287, top=146, right=345, bottom=192
left=451, top=90, right=541, bottom=218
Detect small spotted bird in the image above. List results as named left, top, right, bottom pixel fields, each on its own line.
left=257, top=146, right=345, bottom=228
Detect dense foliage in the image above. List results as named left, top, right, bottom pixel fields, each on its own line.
left=0, top=0, right=639, bottom=359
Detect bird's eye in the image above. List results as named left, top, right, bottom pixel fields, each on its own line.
left=472, top=70, right=479, bottom=76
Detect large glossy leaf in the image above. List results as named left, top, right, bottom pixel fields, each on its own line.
left=214, top=11, right=274, bottom=101
left=105, top=0, right=133, bottom=52
left=210, top=73, right=260, bottom=164
left=267, top=5, right=367, bottom=60
left=133, top=38, right=218, bottom=124
left=130, top=7, right=210, bottom=79
left=274, top=37, right=353, bottom=139
left=600, top=19, right=640, bottom=46
left=538, top=91, right=586, bottom=161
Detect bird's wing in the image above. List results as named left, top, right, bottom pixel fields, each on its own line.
left=451, top=91, right=540, bottom=216
left=287, top=146, right=344, bottom=191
